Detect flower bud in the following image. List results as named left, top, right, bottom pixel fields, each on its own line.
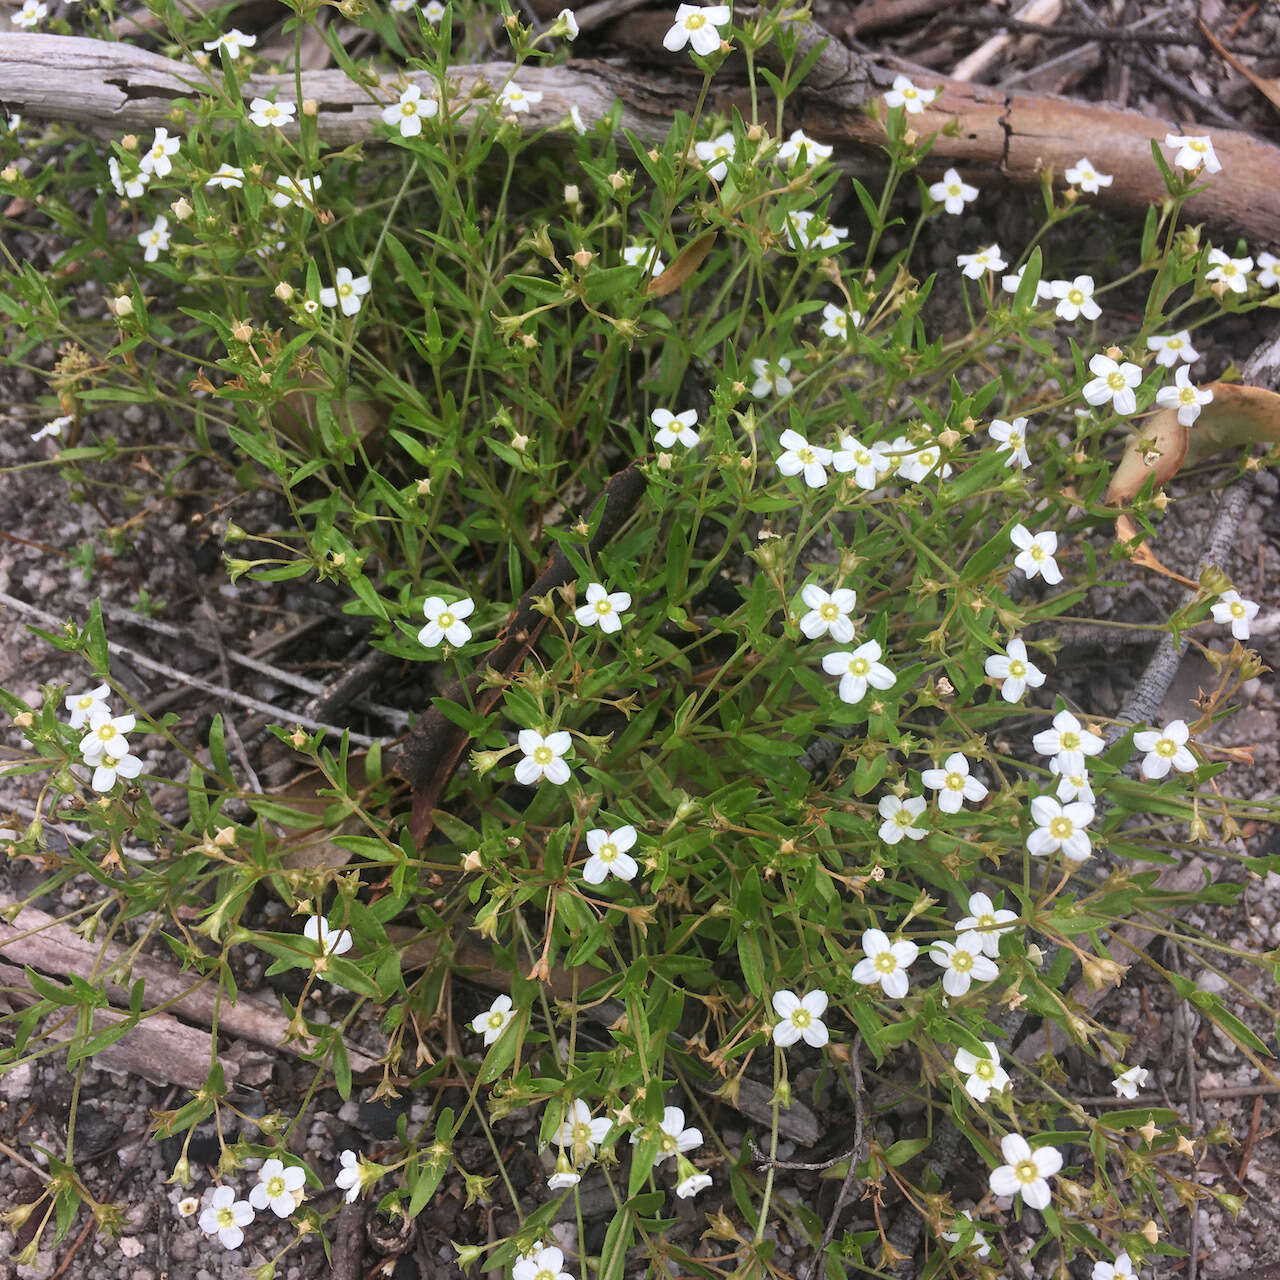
left=274, top=281, right=294, bottom=302
left=170, top=197, right=194, bottom=221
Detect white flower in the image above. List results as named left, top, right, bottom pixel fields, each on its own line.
left=932, top=932, right=999, bottom=997
left=1206, top=247, right=1252, bottom=293
left=381, top=84, right=438, bottom=137
left=108, top=157, right=148, bottom=199
left=940, top=1209, right=992, bottom=1260
left=954, top=1041, right=1010, bottom=1101
left=674, top=1154, right=713, bottom=1198
left=1050, top=758, right=1094, bottom=804
left=984, top=636, right=1045, bottom=703
left=139, top=127, right=181, bottom=178
left=1082, top=352, right=1142, bottom=414
left=198, top=1186, right=254, bottom=1249
left=623, top=242, right=664, bottom=275
left=776, top=129, right=832, bottom=168
left=1211, top=589, right=1259, bottom=640
left=883, top=74, right=936, bottom=114
left=554, top=1099, right=612, bottom=1158
left=575, top=582, right=631, bottom=633
left=652, top=407, right=699, bottom=448
left=889, top=436, right=950, bottom=483
left=1112, top=1066, right=1150, bottom=1100
left=784, top=209, right=846, bottom=251
left=32, top=414, right=70, bottom=442
left=547, top=1153, right=581, bottom=1190
left=568, top=104, right=587, bottom=135
left=335, top=1150, right=363, bottom=1203
left=1033, top=709, right=1104, bottom=775
left=248, top=97, right=296, bottom=128
left=1027, top=794, right=1095, bottom=862
left=822, top=640, right=894, bottom=705
left=65, top=683, right=111, bottom=729
left=582, top=825, right=639, bottom=884
left=776, top=428, right=829, bottom=486
left=753, top=357, right=794, bottom=400
left=1165, top=132, right=1221, bottom=174
left=514, top=1246, right=575, bottom=1280
left=662, top=3, right=730, bottom=56
left=206, top=164, right=245, bottom=190
left=422, top=0, right=446, bottom=20
left=471, top=994, right=515, bottom=1045
left=270, top=173, right=322, bottom=208
left=1147, top=329, right=1198, bottom=367
left=88, top=748, right=142, bottom=793
left=204, top=29, right=256, bottom=59
left=988, top=1134, right=1062, bottom=1210
left=1001, top=265, right=1053, bottom=300
left=955, top=893, right=1018, bottom=958
left=771, top=989, right=829, bottom=1048
left=632, top=1106, right=703, bottom=1162
left=419, top=595, right=475, bottom=647
left=1155, top=365, right=1213, bottom=426
left=11, top=0, right=46, bottom=27
left=249, top=1159, right=305, bottom=1219
left=1133, top=719, right=1197, bottom=779
left=694, top=131, right=735, bottom=182
left=878, top=794, right=927, bottom=844
left=320, top=267, right=371, bottom=316
left=79, top=707, right=136, bottom=758
left=928, top=168, right=978, bottom=215
left=1259, top=252, right=1279, bottom=289
left=515, top=729, right=572, bottom=785
left=554, top=7, right=579, bottom=38
left=176, top=1196, right=200, bottom=1218
left=921, top=752, right=988, bottom=813
left=1050, top=274, right=1101, bottom=322
left=498, top=82, right=543, bottom=113
left=852, top=928, right=917, bottom=999
left=304, top=915, right=353, bottom=957
left=956, top=244, right=1007, bottom=278
left=820, top=302, right=861, bottom=340
left=138, top=215, right=171, bottom=263
left=988, top=417, right=1031, bottom=469
left=798, top=584, right=857, bottom=644
left=1064, top=156, right=1113, bottom=193
left=1010, top=523, right=1062, bottom=585
left=1093, top=1251, right=1139, bottom=1280
left=832, top=434, right=890, bottom=489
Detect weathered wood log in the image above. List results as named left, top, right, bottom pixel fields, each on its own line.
left=3, top=31, right=1280, bottom=238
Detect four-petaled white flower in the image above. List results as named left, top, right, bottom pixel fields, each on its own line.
left=954, top=1041, right=1010, bottom=1101
left=1205, top=247, right=1252, bottom=293
left=1050, top=758, right=1094, bottom=804
left=652, top=407, right=699, bottom=448
left=884, top=74, right=937, bottom=114
left=820, top=302, right=861, bottom=340
left=249, top=1159, right=305, bottom=1219
left=1050, top=274, right=1101, bottom=322
left=771, top=989, right=829, bottom=1048
left=798, top=584, right=857, bottom=644
left=499, top=82, right=545, bottom=114
left=88, top=748, right=142, bottom=793
left=984, top=636, right=1045, bottom=703
left=932, top=932, right=999, bottom=997
left=1065, top=156, right=1113, bottom=194
left=382, top=84, right=439, bottom=137
left=832, top=434, right=890, bottom=489
left=922, top=752, right=988, bottom=813
left=878, top=794, right=928, bottom=844
left=199, top=1186, right=255, bottom=1249
left=662, top=3, right=731, bottom=56
left=1259, top=252, right=1280, bottom=289
left=1093, top=1253, right=1139, bottom=1280
left=784, top=209, right=847, bottom=252
left=1165, top=133, right=1221, bottom=174
left=929, top=168, right=979, bottom=215
left=1010, top=523, right=1062, bottom=585
left=66, top=683, right=111, bottom=729
left=852, top=927, right=918, bottom=998
left=940, top=1208, right=992, bottom=1260
left=271, top=173, right=322, bottom=208
left=575, top=582, right=632, bottom=633
left=694, top=131, right=735, bottom=182
left=516, top=729, right=573, bottom=785
left=582, top=824, right=639, bottom=884
left=1082, top=352, right=1142, bottom=414
left=1112, top=1066, right=1150, bottom=1100
left=248, top=96, right=296, bottom=128
left=776, top=129, right=833, bottom=168
left=31, top=415, right=69, bottom=442
left=554, top=1098, right=612, bottom=1158
left=1211, top=589, right=1259, bottom=640
left=206, top=164, right=246, bottom=190
left=1001, top=265, right=1053, bottom=301
left=11, top=0, right=46, bottom=27
left=1027, top=794, right=1095, bottom=862
left=956, top=893, right=1018, bottom=958
left=956, top=244, right=1007, bottom=278
left=471, top=994, right=516, bottom=1045
left=109, top=157, right=149, bottom=199
left=1147, top=329, right=1198, bottom=367
left=304, top=914, right=353, bottom=957
left=753, top=357, right=794, bottom=400
left=139, top=127, right=181, bottom=178
left=515, top=1245, right=576, bottom=1280
left=822, top=640, right=894, bottom=704
left=1033, top=709, right=1104, bottom=774
left=419, top=595, right=475, bottom=647
left=1133, top=719, right=1197, bottom=778
left=204, top=29, right=257, bottom=59
left=631, top=1106, right=703, bottom=1163
left=138, top=216, right=171, bottom=263
left=776, top=428, right=829, bottom=486
left=623, top=242, right=664, bottom=275
left=320, top=267, right=370, bottom=316
left=988, top=417, right=1031, bottom=469
left=423, top=0, right=446, bottom=20
left=988, top=1133, right=1062, bottom=1210
left=1155, top=365, right=1213, bottom=426
left=335, top=1150, right=364, bottom=1203
left=80, top=707, right=136, bottom=758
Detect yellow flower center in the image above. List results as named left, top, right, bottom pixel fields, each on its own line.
left=402, top=102, right=417, bottom=116
left=1222, top=263, right=1238, bottom=277
left=1029, top=544, right=1045, bottom=562
left=338, top=282, right=352, bottom=297
left=797, top=447, right=815, bottom=464
left=1068, top=289, right=1084, bottom=305
left=660, top=1132, right=678, bottom=1152
left=685, top=12, right=706, bottom=27
left=535, top=1269, right=555, bottom=1280
left=1014, top=1159, right=1040, bottom=1185
left=974, top=1058, right=995, bottom=1079
left=1008, top=659, right=1026, bottom=678
left=903, top=86, right=918, bottom=99
left=951, top=950, right=974, bottom=972
left=1179, top=387, right=1197, bottom=405
left=1060, top=731, right=1079, bottom=750
left=1168, top=337, right=1183, bottom=349
left=572, top=1121, right=593, bottom=1144
left=792, top=1008, right=812, bottom=1028
left=944, top=771, right=965, bottom=791
left=1082, top=169, right=1094, bottom=180
left=437, top=610, right=455, bottom=628
left=533, top=746, right=553, bottom=764
left=216, top=1206, right=235, bottom=1228
left=849, top=657, right=869, bottom=676
left=874, top=952, right=897, bottom=973
left=265, top=1174, right=286, bottom=1199
left=1107, top=370, right=1126, bottom=390
left=1190, top=139, right=1207, bottom=153
left=96, top=724, right=117, bottom=742
left=77, top=695, right=93, bottom=709
left=947, top=184, right=961, bottom=197
left=1155, top=737, right=1177, bottom=758
left=597, top=842, right=618, bottom=864
left=854, top=448, right=870, bottom=463
left=819, top=602, right=839, bottom=620
left=1230, top=601, right=1245, bottom=617
left=1008, top=432, right=1023, bottom=448
left=893, top=809, right=914, bottom=828
left=486, top=1009, right=507, bottom=1029
left=976, top=913, right=995, bottom=930
left=1049, top=816, right=1073, bottom=839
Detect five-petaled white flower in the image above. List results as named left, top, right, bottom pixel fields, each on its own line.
left=88, top=748, right=142, bottom=793
left=940, top=1209, right=992, bottom=1260
left=419, top=595, right=475, bottom=647
left=516, top=729, right=572, bottom=785
left=248, top=96, right=296, bottom=128
left=80, top=707, right=136, bottom=758
left=1093, top=1253, right=1139, bottom=1280
left=662, top=3, right=731, bottom=56
left=784, top=209, right=847, bottom=252
left=582, top=824, right=639, bottom=884
left=988, top=417, right=1031, bottom=469
left=832, top=434, right=890, bottom=489
left=575, top=582, right=632, bottom=633
left=753, top=357, right=794, bottom=400
left=1147, top=329, right=1198, bottom=367
left=514, top=1245, right=576, bottom=1280
left=335, top=1150, right=364, bottom=1203
left=822, top=640, right=894, bottom=704
left=1033, top=709, right=1104, bottom=775
left=381, top=84, right=439, bottom=137
left=623, top=242, right=664, bottom=275
left=198, top=1186, right=254, bottom=1249
left=694, top=131, right=735, bottom=182
left=776, top=428, right=829, bottom=486
left=1050, top=274, right=1101, bottom=322
left=929, top=168, right=979, bottom=215
left=66, top=684, right=111, bottom=729
left=771, top=989, right=830, bottom=1048
left=1165, top=133, right=1221, bottom=174
left=1211, top=589, right=1259, bottom=640
left=988, top=1133, right=1062, bottom=1209
left=1010, top=523, right=1062, bottom=585
left=204, top=29, right=257, bottom=59
left=554, top=1098, right=612, bottom=1158
left=1259, top=252, right=1280, bottom=289
left=1133, top=719, right=1196, bottom=778
left=1112, top=1066, right=1150, bottom=1100
left=206, top=164, right=246, bottom=190
left=304, top=914, right=353, bottom=957
left=798, top=584, right=857, bottom=644
left=1082, top=352, right=1142, bottom=414
left=1065, top=156, right=1113, bottom=193
left=776, top=129, right=833, bottom=168
left=31, top=415, right=69, bottom=442
left=1001, top=265, right=1053, bottom=300
left=954, top=1042, right=1010, bottom=1101
left=956, top=892, right=1018, bottom=958
left=956, top=244, right=1007, bottom=278
left=471, top=994, right=516, bottom=1045
left=878, top=794, right=928, bottom=845
left=1027, top=794, right=1095, bottom=862
left=249, top=1159, right=305, bottom=1219
left=984, top=637, right=1045, bottom=703
left=820, top=302, right=861, bottom=340
left=932, top=932, right=999, bottom=997
left=271, top=173, right=322, bottom=209
left=11, top=0, right=46, bottom=27
left=320, top=267, right=370, bottom=316
left=652, top=407, right=700, bottom=448
left=139, top=127, right=181, bottom=178
left=921, top=752, right=988, bottom=813
left=1205, top=247, right=1252, bottom=293
left=884, top=74, right=936, bottom=114
left=852, top=927, right=918, bottom=998
left=138, top=216, right=171, bottom=263
left=1155, top=365, right=1213, bottom=426
left=630, top=1106, right=702, bottom=1162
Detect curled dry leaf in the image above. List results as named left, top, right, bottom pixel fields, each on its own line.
left=644, top=230, right=717, bottom=298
